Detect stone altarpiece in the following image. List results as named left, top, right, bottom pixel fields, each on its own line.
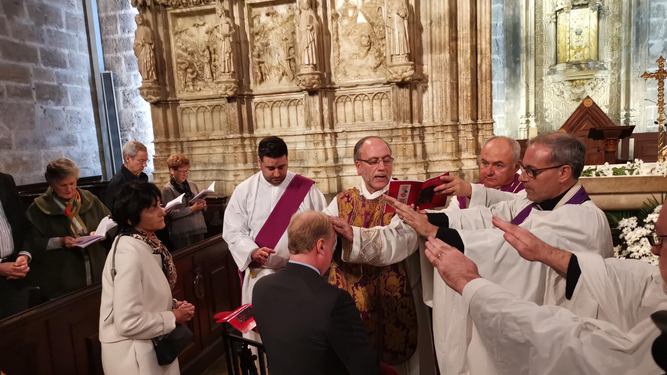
left=131, top=0, right=494, bottom=196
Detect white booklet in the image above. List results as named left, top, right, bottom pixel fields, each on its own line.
left=190, top=181, right=215, bottom=204
left=164, top=193, right=185, bottom=212
left=74, top=216, right=117, bottom=248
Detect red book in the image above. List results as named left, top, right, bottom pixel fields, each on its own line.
left=214, top=304, right=257, bottom=334
left=385, top=173, right=449, bottom=213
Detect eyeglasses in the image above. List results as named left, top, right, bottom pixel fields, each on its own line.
left=519, top=163, right=565, bottom=178
left=357, top=157, right=394, bottom=166
left=647, top=234, right=667, bottom=247
left=133, top=157, right=150, bottom=164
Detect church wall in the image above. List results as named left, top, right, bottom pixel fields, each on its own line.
left=0, top=0, right=102, bottom=185
left=97, top=0, right=155, bottom=176
left=491, top=0, right=506, bottom=136
left=645, top=0, right=667, bottom=133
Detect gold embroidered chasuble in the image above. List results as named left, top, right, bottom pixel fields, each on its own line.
left=328, top=187, right=418, bottom=364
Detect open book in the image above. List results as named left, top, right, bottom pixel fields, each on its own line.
left=164, top=193, right=185, bottom=212
left=190, top=181, right=215, bottom=204
left=74, top=216, right=117, bottom=248
left=385, top=173, right=449, bottom=213
left=214, top=303, right=256, bottom=334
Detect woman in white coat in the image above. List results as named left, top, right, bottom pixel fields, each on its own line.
left=99, top=181, right=195, bottom=374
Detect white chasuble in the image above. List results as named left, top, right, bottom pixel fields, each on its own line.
left=223, top=171, right=326, bottom=305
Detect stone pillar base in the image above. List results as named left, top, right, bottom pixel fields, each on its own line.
left=297, top=71, right=322, bottom=91
left=215, top=79, right=238, bottom=97
left=139, top=81, right=160, bottom=103
left=387, top=61, right=415, bottom=83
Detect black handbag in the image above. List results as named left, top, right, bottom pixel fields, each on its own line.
left=152, top=323, right=194, bottom=365
left=109, top=233, right=194, bottom=365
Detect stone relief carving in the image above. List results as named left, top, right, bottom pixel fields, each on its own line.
left=179, top=103, right=230, bottom=135
left=331, top=0, right=386, bottom=83
left=135, top=0, right=216, bottom=8
left=249, top=5, right=298, bottom=90
left=385, top=0, right=414, bottom=83
left=134, top=14, right=160, bottom=103
left=334, top=91, right=391, bottom=124
left=254, top=99, right=305, bottom=130
left=295, top=0, right=322, bottom=90
left=170, top=7, right=237, bottom=98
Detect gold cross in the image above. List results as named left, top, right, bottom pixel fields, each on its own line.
left=642, top=56, right=667, bottom=162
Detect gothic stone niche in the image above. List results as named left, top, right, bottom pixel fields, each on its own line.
left=246, top=1, right=299, bottom=91
left=168, top=5, right=238, bottom=98
left=253, top=96, right=306, bottom=132
left=178, top=101, right=232, bottom=136
left=334, top=90, right=392, bottom=125
left=331, top=0, right=387, bottom=83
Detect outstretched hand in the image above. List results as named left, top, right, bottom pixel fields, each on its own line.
left=433, top=174, right=472, bottom=197
left=424, top=236, right=480, bottom=295
left=383, top=195, right=438, bottom=238
left=329, top=216, right=353, bottom=243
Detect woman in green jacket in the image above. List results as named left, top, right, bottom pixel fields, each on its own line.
left=26, top=158, right=112, bottom=300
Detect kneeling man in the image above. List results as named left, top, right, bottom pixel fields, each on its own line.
left=253, top=211, right=380, bottom=375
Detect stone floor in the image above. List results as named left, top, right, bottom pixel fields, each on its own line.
left=199, top=356, right=228, bottom=375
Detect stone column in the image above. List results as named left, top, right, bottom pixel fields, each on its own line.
left=476, top=0, right=494, bottom=150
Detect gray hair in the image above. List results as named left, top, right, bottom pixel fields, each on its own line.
left=527, top=132, right=586, bottom=179
left=45, top=158, right=80, bottom=185
left=122, top=141, right=148, bottom=160
left=353, top=136, right=392, bottom=161
left=482, top=136, right=521, bottom=165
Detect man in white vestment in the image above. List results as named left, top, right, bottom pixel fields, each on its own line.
left=420, top=207, right=667, bottom=374
left=325, top=136, right=435, bottom=375
left=223, top=136, right=326, bottom=309
left=441, top=136, right=524, bottom=210
left=338, top=133, right=613, bottom=375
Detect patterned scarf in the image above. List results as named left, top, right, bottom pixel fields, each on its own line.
left=170, top=178, right=194, bottom=200
left=54, top=189, right=88, bottom=236
left=130, top=230, right=177, bottom=289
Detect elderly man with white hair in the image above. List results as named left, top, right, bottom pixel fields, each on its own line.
left=105, top=141, right=150, bottom=211
left=421, top=206, right=667, bottom=374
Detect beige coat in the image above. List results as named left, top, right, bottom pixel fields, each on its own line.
left=99, top=235, right=179, bottom=375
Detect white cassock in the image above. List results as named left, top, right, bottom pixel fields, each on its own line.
left=223, top=171, right=326, bottom=306
left=342, top=182, right=613, bottom=375
left=463, top=252, right=667, bottom=375
left=324, top=180, right=436, bottom=375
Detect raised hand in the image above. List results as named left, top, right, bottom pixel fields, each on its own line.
left=424, top=236, right=480, bottom=295
left=433, top=174, right=472, bottom=197
left=384, top=195, right=438, bottom=238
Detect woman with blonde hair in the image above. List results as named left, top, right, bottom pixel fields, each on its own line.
left=161, top=154, right=207, bottom=250
left=26, top=158, right=112, bottom=299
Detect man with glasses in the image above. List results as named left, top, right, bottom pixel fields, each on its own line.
left=439, top=136, right=524, bottom=209
left=325, top=136, right=436, bottom=375
left=417, top=209, right=667, bottom=374
left=338, top=132, right=613, bottom=375
left=105, top=141, right=149, bottom=210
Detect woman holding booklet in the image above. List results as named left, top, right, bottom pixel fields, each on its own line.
left=25, top=158, right=114, bottom=299
left=161, top=153, right=208, bottom=250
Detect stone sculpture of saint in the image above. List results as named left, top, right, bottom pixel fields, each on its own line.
left=215, top=5, right=235, bottom=76
left=201, top=46, right=213, bottom=82
left=133, top=14, right=157, bottom=82
left=387, top=0, right=410, bottom=58
left=297, top=0, right=319, bottom=69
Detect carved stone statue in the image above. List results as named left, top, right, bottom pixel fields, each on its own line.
left=201, top=46, right=213, bottom=82
left=134, top=14, right=157, bottom=82
left=295, top=0, right=321, bottom=91
left=297, top=0, right=319, bottom=71
left=133, top=13, right=160, bottom=102
left=386, top=0, right=410, bottom=62
left=215, top=4, right=235, bottom=78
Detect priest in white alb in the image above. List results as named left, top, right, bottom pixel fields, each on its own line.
left=442, top=136, right=524, bottom=210
left=336, top=133, right=613, bottom=375
left=419, top=206, right=667, bottom=374
left=223, top=136, right=326, bottom=311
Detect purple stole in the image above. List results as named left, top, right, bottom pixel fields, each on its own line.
left=511, top=186, right=590, bottom=225
left=457, top=173, right=524, bottom=209
left=254, top=174, right=315, bottom=249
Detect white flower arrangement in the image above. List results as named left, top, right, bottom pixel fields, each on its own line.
left=581, top=159, right=667, bottom=177
left=613, top=204, right=662, bottom=265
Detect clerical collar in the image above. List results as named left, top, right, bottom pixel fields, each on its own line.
left=360, top=178, right=390, bottom=200
left=535, top=190, right=569, bottom=211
